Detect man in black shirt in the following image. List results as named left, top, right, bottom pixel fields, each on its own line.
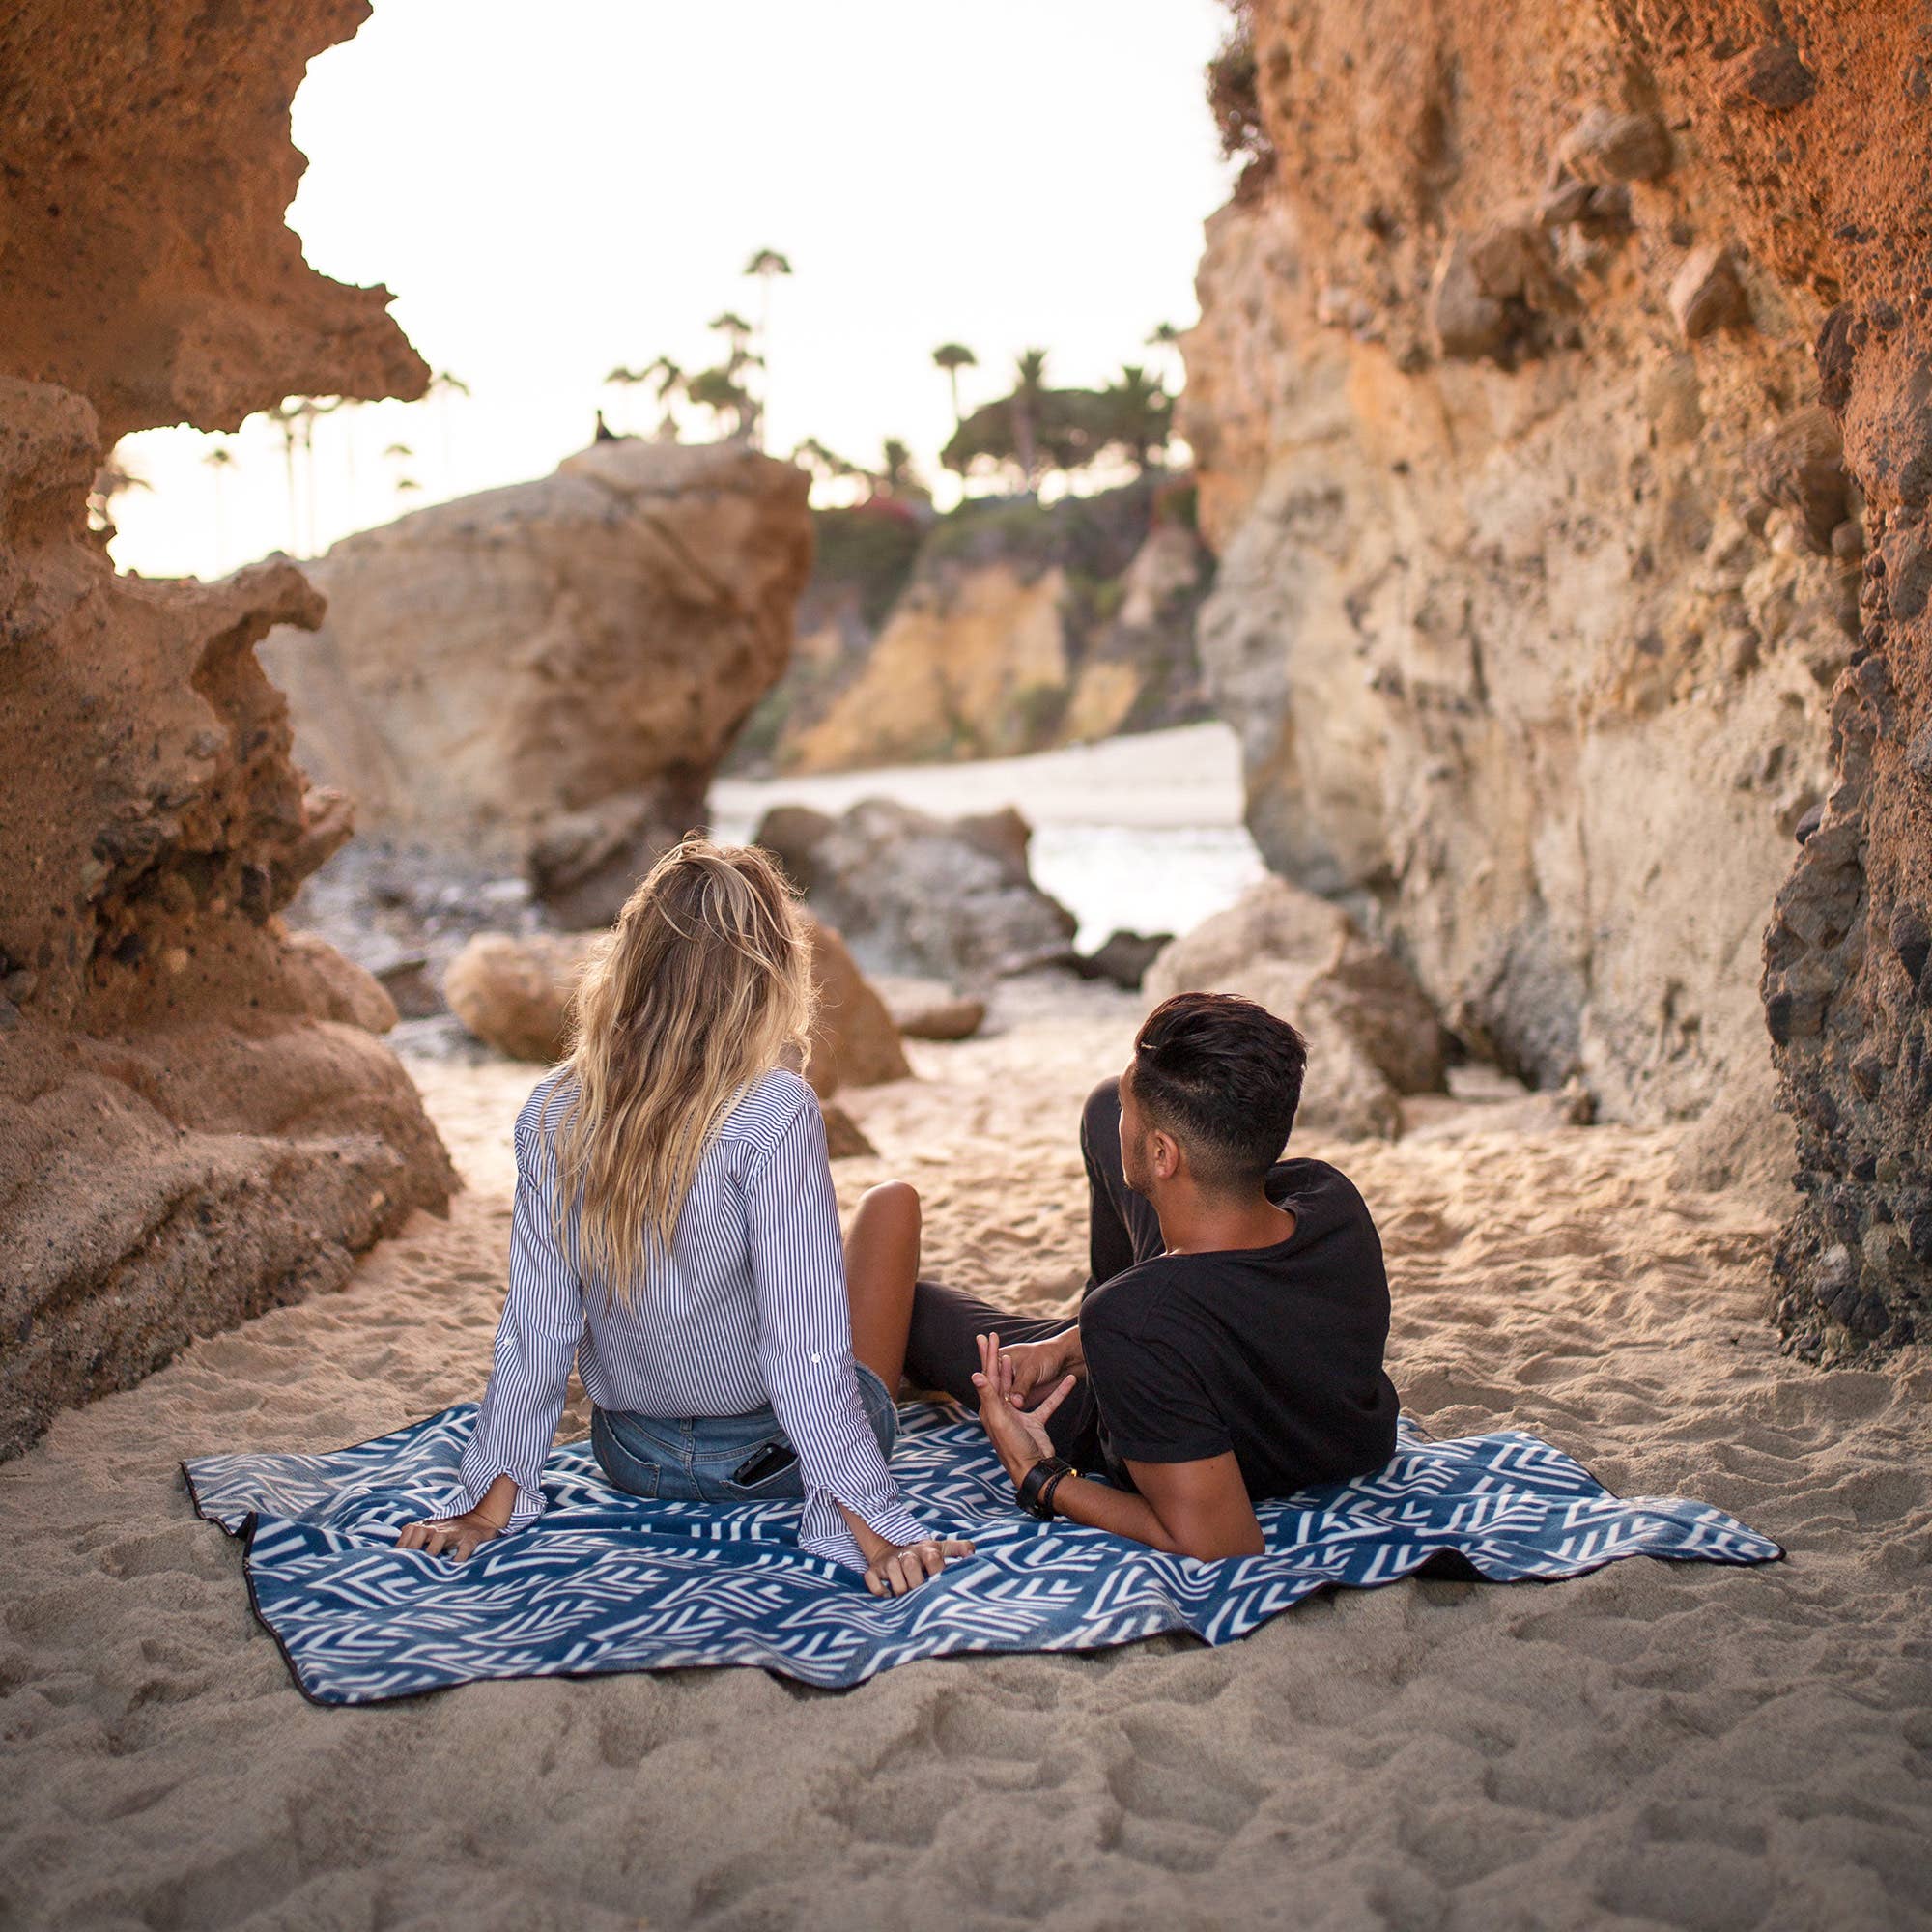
left=903, top=991, right=1400, bottom=1560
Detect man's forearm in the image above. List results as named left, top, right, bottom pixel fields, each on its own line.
left=1039, top=1472, right=1182, bottom=1553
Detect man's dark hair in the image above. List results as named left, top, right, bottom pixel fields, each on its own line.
left=1129, top=991, right=1308, bottom=1188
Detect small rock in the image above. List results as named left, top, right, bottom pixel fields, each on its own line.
left=820, top=1103, right=877, bottom=1160
left=375, top=954, right=442, bottom=1020
left=1907, top=718, right=1932, bottom=782
left=1669, top=244, right=1748, bottom=341
left=895, top=996, right=986, bottom=1042
left=1739, top=41, right=1816, bottom=110
left=1083, top=929, right=1174, bottom=992
left=1537, top=176, right=1594, bottom=226
left=1560, top=106, right=1673, bottom=182
left=1882, top=524, right=1932, bottom=618
left=1890, top=903, right=1931, bottom=985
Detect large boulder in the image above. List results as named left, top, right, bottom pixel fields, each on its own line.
left=0, top=2, right=455, bottom=1459
left=441, top=914, right=908, bottom=1099
left=260, top=439, right=814, bottom=929
left=753, top=798, right=1079, bottom=982
left=1145, top=878, right=1452, bottom=1140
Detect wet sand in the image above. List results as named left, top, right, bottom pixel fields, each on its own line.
left=3, top=974, right=1929, bottom=1931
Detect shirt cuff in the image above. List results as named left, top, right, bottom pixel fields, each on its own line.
left=458, top=1471, right=546, bottom=1530
left=799, top=1490, right=934, bottom=1570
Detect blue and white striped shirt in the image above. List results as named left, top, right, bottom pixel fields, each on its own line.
left=450, top=1066, right=930, bottom=1570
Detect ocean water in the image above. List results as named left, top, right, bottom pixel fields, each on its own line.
left=710, top=722, right=1267, bottom=951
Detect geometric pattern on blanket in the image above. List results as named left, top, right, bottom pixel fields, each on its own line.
left=183, top=1402, right=1783, bottom=1705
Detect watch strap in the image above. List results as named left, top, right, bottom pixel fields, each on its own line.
left=1016, top=1456, right=1074, bottom=1519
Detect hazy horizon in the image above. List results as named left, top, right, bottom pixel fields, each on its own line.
left=106, top=0, right=1236, bottom=582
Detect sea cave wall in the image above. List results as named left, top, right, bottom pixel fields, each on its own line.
left=1184, top=0, right=1930, bottom=1349
left=0, top=0, right=457, bottom=1456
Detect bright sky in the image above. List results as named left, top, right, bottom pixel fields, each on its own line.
left=108, top=0, right=1236, bottom=581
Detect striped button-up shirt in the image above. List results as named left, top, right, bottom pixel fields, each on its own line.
left=450, top=1067, right=930, bottom=1569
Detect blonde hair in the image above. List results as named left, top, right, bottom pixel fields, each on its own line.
left=550, top=838, right=816, bottom=1302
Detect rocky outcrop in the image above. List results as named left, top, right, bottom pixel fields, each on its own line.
left=440, top=916, right=910, bottom=1099
left=1182, top=2, right=1847, bottom=1131
left=0, top=0, right=453, bottom=1459
left=753, top=800, right=1079, bottom=983
left=1184, top=0, right=1930, bottom=1348
left=0, top=1, right=429, bottom=443
left=1146, top=879, right=1452, bottom=1139
left=1611, top=4, right=1932, bottom=1357
left=736, top=482, right=1212, bottom=775
left=260, top=440, right=813, bottom=929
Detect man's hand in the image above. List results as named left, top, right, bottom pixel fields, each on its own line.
left=395, top=1507, right=505, bottom=1563
left=972, top=1331, right=1077, bottom=1488
left=996, top=1327, right=1083, bottom=1410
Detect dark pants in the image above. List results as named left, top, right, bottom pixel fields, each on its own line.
left=905, top=1077, right=1161, bottom=1474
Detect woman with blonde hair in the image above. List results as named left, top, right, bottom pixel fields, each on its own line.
left=397, top=838, right=974, bottom=1598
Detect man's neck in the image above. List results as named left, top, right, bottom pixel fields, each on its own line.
left=1152, top=1180, right=1295, bottom=1258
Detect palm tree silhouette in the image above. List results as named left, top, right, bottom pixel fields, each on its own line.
left=202, top=443, right=236, bottom=568
left=1012, top=348, right=1050, bottom=494
left=744, top=250, right=791, bottom=449
left=426, top=370, right=469, bottom=482
left=932, top=343, right=978, bottom=434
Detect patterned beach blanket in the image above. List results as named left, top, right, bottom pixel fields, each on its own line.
left=184, top=1401, right=1781, bottom=1705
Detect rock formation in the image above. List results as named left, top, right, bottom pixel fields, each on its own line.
left=1617, top=3, right=1932, bottom=1356
left=260, top=440, right=813, bottom=929
left=736, top=482, right=1212, bottom=774
left=0, top=0, right=455, bottom=1458
left=753, top=800, right=1080, bottom=983
left=440, top=916, right=911, bottom=1101
left=1183, top=0, right=1929, bottom=1348
left=1146, top=879, right=1452, bottom=1139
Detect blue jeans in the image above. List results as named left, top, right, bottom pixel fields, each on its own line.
left=589, top=1360, right=900, bottom=1503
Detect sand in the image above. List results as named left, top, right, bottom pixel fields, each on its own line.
left=4, top=972, right=1931, bottom=1932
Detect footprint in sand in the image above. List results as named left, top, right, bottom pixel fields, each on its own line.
left=1103, top=1711, right=1262, bottom=1873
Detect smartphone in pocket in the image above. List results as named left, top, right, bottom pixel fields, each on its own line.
left=731, top=1439, right=799, bottom=1486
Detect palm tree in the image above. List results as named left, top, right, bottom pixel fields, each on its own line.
left=1012, top=348, right=1050, bottom=493
left=426, top=369, right=469, bottom=480
left=1146, top=320, right=1183, bottom=366
left=744, top=250, right=792, bottom=450
left=932, top=343, right=977, bottom=433
left=1103, top=364, right=1173, bottom=472
left=687, top=366, right=754, bottom=441
left=203, top=443, right=236, bottom=568
left=384, top=440, right=421, bottom=504
left=641, top=355, right=685, bottom=440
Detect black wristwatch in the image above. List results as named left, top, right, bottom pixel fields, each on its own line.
left=1016, top=1456, right=1074, bottom=1520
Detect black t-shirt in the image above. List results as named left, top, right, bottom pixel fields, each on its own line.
left=1077, top=1159, right=1400, bottom=1499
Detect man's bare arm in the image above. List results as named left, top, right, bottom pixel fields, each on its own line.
left=1046, top=1452, right=1264, bottom=1560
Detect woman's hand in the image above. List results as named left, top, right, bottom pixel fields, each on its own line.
left=396, top=1475, right=517, bottom=1561
left=972, top=1331, right=1077, bottom=1488
left=395, top=1510, right=504, bottom=1561
left=862, top=1535, right=979, bottom=1598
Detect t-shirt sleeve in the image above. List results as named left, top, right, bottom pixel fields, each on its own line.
left=1080, top=1304, right=1234, bottom=1464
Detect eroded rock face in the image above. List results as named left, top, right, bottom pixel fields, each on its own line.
left=0, top=380, right=456, bottom=1458
left=0, top=0, right=428, bottom=442
left=260, top=440, right=813, bottom=928
left=1182, top=1, right=1847, bottom=1131
left=1612, top=3, right=1932, bottom=1355
left=0, top=3, right=452, bottom=1458
left=1185, top=0, right=1930, bottom=1347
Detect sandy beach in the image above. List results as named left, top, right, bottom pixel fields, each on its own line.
left=4, top=971, right=1929, bottom=1931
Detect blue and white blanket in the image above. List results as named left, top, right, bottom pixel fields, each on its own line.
left=184, top=1401, right=1781, bottom=1705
